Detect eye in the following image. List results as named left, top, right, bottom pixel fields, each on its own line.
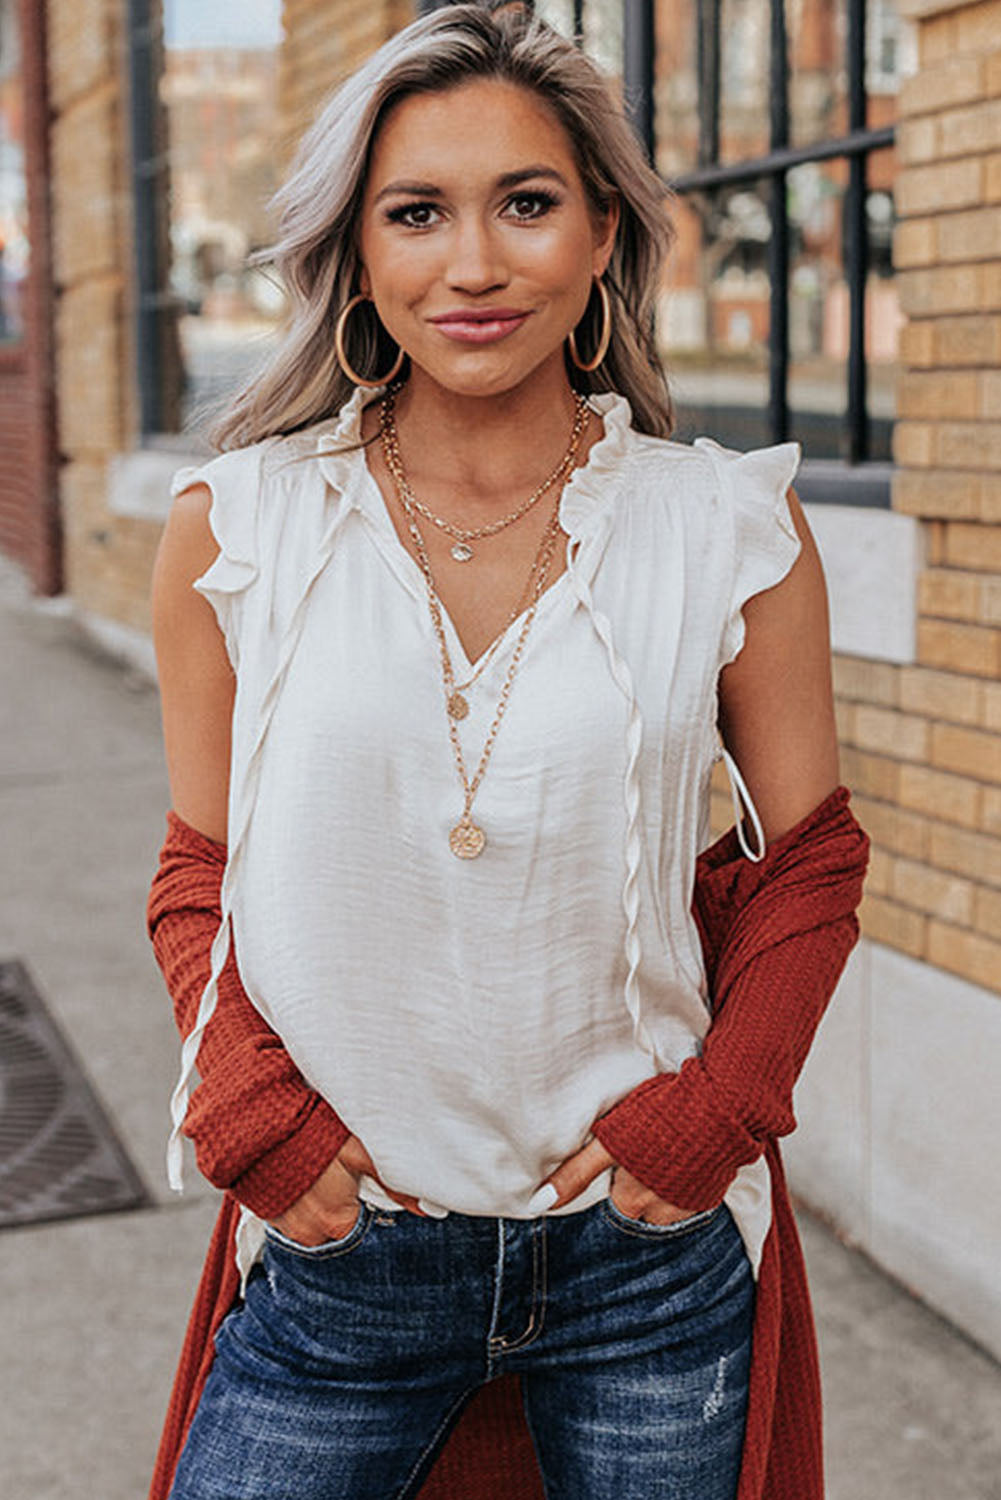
left=384, top=201, right=442, bottom=229
left=503, top=190, right=561, bottom=221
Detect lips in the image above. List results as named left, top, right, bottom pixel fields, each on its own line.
left=430, top=308, right=528, bottom=324
left=429, top=309, right=531, bottom=344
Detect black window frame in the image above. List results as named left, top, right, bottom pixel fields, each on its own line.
left=667, top=0, right=896, bottom=492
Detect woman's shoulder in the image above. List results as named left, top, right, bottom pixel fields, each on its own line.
left=618, top=425, right=802, bottom=551
left=621, top=423, right=800, bottom=492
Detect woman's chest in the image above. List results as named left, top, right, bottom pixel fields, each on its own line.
left=261, top=520, right=721, bottom=805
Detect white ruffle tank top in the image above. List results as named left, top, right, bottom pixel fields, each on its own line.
left=167, top=386, right=802, bottom=1279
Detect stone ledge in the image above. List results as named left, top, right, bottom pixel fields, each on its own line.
left=108, top=444, right=207, bottom=524
left=803, top=504, right=921, bottom=665
left=898, top=0, right=973, bottom=18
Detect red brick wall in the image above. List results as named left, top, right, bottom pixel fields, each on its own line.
left=0, top=0, right=59, bottom=594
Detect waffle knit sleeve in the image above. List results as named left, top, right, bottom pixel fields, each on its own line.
left=592, top=788, right=868, bottom=1212
left=147, top=811, right=350, bottom=1218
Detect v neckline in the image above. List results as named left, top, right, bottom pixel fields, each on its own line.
left=314, top=383, right=637, bottom=673
left=355, top=448, right=572, bottom=675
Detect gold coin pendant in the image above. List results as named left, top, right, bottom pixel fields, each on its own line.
left=448, top=691, right=469, bottom=721
left=449, top=820, right=486, bottom=859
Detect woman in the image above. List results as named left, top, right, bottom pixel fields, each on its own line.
left=149, top=5, right=867, bottom=1498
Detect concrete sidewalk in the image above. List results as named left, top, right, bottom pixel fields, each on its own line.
left=1, top=561, right=999, bottom=1500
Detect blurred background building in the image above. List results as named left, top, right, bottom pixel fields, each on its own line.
left=1, top=0, right=998, bottom=1361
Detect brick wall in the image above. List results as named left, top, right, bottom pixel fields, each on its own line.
left=0, top=0, right=59, bottom=594
left=278, top=0, right=413, bottom=156
left=46, top=0, right=160, bottom=632
left=840, top=0, right=1001, bottom=994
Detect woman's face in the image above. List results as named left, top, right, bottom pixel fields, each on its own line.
left=357, top=77, right=618, bottom=400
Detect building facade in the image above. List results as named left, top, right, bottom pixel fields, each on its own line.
left=3, top=0, right=999, bottom=1358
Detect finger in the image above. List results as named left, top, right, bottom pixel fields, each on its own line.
left=334, top=1135, right=373, bottom=1176
left=335, top=1136, right=429, bottom=1218
left=527, top=1137, right=616, bottom=1214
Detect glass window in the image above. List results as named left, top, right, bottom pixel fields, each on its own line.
left=160, top=0, right=284, bottom=430
left=0, top=0, right=27, bottom=345
left=653, top=0, right=697, bottom=180
left=720, top=0, right=770, bottom=165
left=866, top=148, right=900, bottom=463
left=659, top=0, right=902, bottom=474
left=537, top=0, right=623, bottom=79
left=662, top=180, right=773, bottom=451
left=787, top=158, right=849, bottom=459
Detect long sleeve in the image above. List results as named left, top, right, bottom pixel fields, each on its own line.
left=592, top=788, right=869, bottom=1211
left=147, top=811, right=350, bottom=1218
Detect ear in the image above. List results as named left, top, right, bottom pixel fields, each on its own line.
left=357, top=263, right=372, bottom=299
left=592, top=192, right=620, bottom=278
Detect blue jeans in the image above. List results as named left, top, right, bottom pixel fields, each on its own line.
left=170, top=1196, right=754, bottom=1500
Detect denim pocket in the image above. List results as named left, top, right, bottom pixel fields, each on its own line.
left=264, top=1203, right=372, bottom=1259
left=599, top=1197, right=725, bottom=1240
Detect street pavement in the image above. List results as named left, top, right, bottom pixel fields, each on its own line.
left=1, top=557, right=999, bottom=1500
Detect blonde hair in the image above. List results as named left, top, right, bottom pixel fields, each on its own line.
left=211, top=2, right=676, bottom=450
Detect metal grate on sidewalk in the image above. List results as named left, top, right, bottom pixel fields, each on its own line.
left=0, top=959, right=148, bottom=1229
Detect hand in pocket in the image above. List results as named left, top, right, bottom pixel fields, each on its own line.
left=269, top=1134, right=428, bottom=1247
left=529, top=1135, right=712, bottom=1225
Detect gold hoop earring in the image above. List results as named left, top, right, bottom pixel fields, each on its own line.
left=334, top=293, right=406, bottom=388
left=567, top=277, right=612, bottom=373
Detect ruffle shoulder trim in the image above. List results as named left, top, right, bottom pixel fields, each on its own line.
left=171, top=443, right=271, bottom=665
left=693, top=436, right=803, bottom=666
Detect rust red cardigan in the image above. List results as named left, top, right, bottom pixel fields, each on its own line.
left=147, top=787, right=868, bottom=1500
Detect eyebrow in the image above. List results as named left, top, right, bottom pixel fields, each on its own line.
left=373, top=165, right=570, bottom=204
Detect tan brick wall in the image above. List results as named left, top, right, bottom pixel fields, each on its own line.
left=278, top=0, right=414, bottom=158
left=857, top=0, right=1001, bottom=995
left=46, top=0, right=159, bottom=632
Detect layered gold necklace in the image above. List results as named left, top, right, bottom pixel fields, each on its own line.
left=381, top=386, right=589, bottom=562
left=379, top=389, right=587, bottom=859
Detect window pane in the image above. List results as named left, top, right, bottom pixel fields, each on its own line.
left=661, top=180, right=773, bottom=451
left=0, top=0, right=27, bottom=344
left=580, top=0, right=623, bottom=76
left=536, top=0, right=622, bottom=72
left=654, top=0, right=698, bottom=179
left=535, top=0, right=576, bottom=36
left=867, top=147, right=899, bottom=462
left=867, top=0, right=915, bottom=129
left=161, top=0, right=284, bottom=430
left=719, top=0, right=770, bottom=165
left=788, top=0, right=846, bottom=153
left=787, top=159, right=848, bottom=458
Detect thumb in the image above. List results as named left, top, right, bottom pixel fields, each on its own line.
left=527, top=1137, right=616, bottom=1214
left=336, top=1134, right=378, bottom=1179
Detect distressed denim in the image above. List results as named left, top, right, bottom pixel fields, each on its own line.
left=169, top=1196, right=754, bottom=1500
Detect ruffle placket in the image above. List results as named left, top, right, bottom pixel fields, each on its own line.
left=559, top=393, right=672, bottom=1070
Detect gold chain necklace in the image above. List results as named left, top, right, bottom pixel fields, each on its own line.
left=379, top=403, right=567, bottom=859
left=446, top=510, right=565, bottom=719
left=380, top=386, right=589, bottom=562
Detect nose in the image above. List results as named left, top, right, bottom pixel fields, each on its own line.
left=445, top=215, right=508, bottom=294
